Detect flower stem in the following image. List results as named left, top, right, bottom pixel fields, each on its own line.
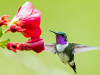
left=3, top=29, right=10, bottom=34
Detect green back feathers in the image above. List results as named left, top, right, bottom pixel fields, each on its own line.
left=64, top=43, right=76, bottom=62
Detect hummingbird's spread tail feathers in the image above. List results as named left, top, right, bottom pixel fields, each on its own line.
left=44, top=43, right=56, bottom=54
left=69, top=62, right=77, bottom=74
left=72, top=44, right=100, bottom=54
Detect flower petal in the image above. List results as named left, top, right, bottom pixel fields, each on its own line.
left=21, top=27, right=42, bottom=38
left=21, top=9, right=41, bottom=30
left=12, top=2, right=42, bottom=38
left=15, top=2, right=34, bottom=19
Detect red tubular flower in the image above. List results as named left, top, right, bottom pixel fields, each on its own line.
left=10, top=2, right=41, bottom=38
left=18, top=36, right=45, bottom=53
left=7, top=37, right=45, bottom=53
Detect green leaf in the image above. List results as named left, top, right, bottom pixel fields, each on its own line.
left=0, top=28, right=2, bottom=38
left=6, top=38, right=10, bottom=42
left=0, top=38, right=10, bottom=49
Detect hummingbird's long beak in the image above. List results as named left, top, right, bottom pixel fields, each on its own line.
left=49, top=30, right=57, bottom=34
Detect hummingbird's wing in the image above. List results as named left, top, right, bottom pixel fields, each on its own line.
left=72, top=43, right=100, bottom=54
left=44, top=43, right=56, bottom=54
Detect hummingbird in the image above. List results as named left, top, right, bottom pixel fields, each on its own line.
left=44, top=30, right=100, bottom=73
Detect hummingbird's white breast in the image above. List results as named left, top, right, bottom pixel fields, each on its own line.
left=56, top=43, right=69, bottom=64
left=56, top=42, right=69, bottom=52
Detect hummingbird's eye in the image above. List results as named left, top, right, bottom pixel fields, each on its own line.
left=61, top=34, right=64, bottom=37
left=62, top=34, right=66, bottom=37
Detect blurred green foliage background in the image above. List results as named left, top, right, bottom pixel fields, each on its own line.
left=0, top=0, right=100, bottom=75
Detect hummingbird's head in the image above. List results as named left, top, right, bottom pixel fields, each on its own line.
left=49, top=30, right=67, bottom=44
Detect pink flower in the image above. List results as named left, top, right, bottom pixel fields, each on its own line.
left=10, top=2, right=41, bottom=38
left=6, top=2, right=45, bottom=53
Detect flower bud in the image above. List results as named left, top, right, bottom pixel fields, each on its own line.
left=10, top=24, right=17, bottom=32
left=0, top=15, right=11, bottom=26
left=7, top=42, right=17, bottom=53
